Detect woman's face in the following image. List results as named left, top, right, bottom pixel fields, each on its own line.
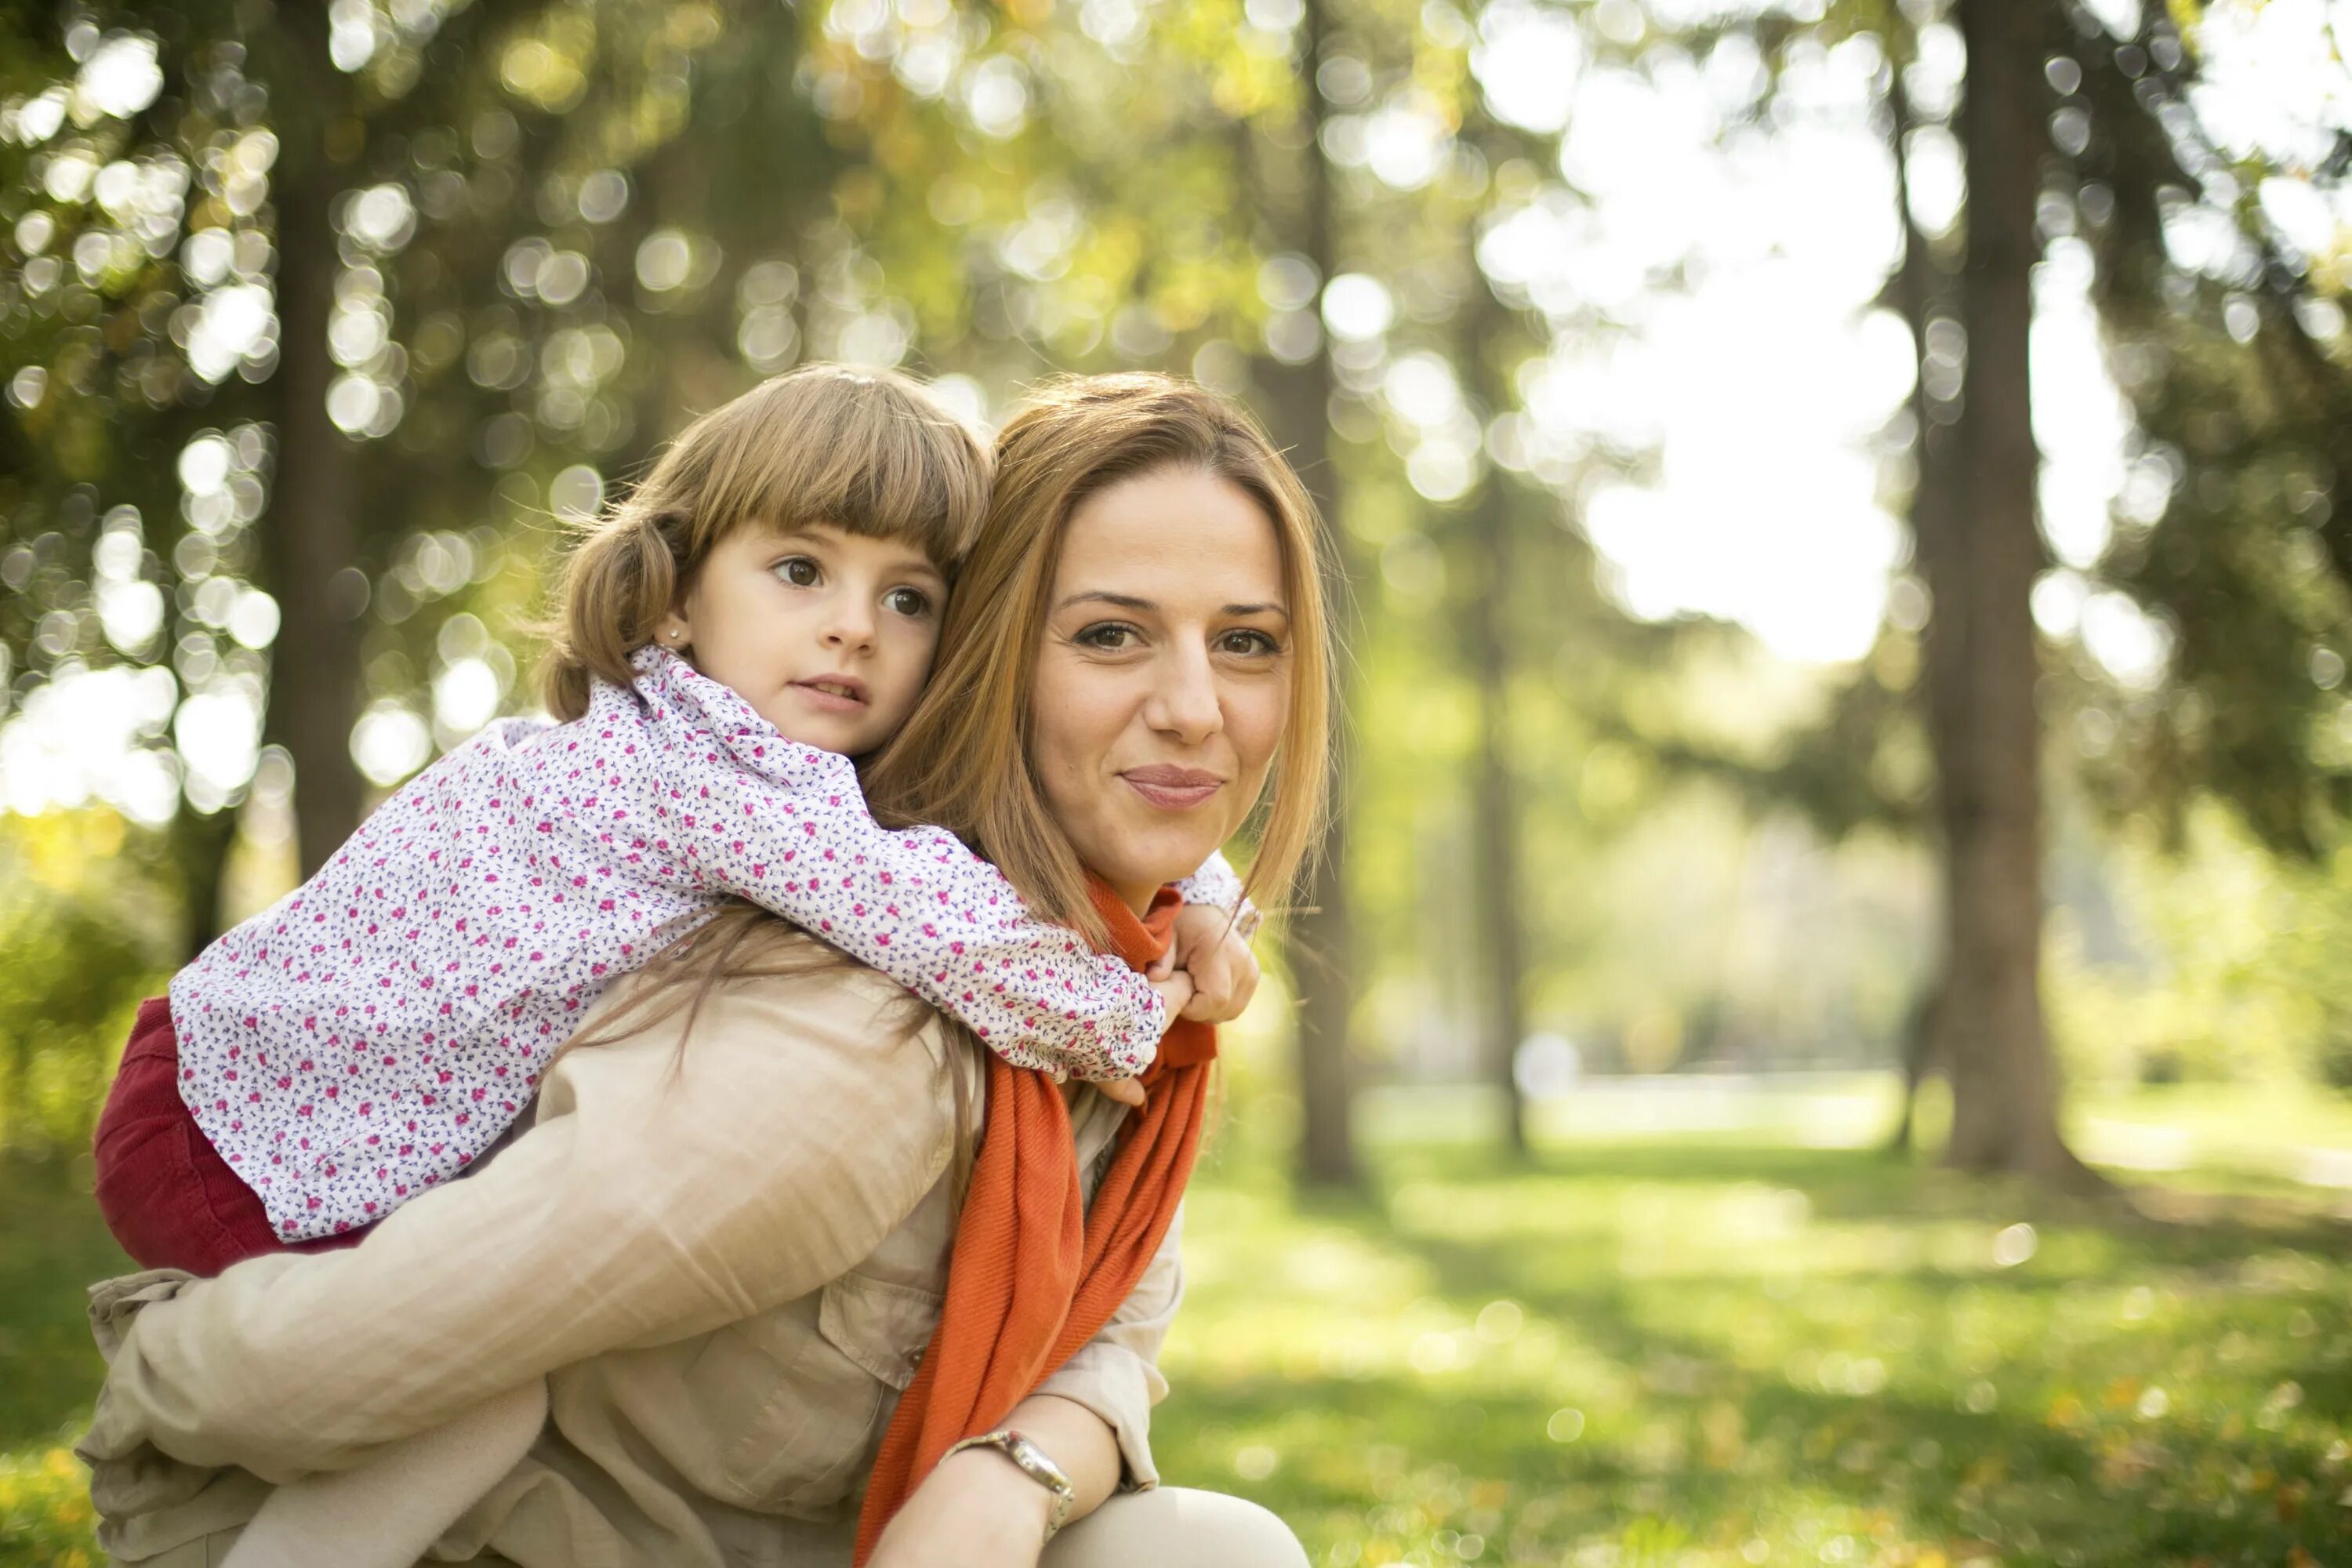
left=1031, top=464, right=1293, bottom=913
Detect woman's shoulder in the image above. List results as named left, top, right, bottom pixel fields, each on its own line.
left=583, top=921, right=959, bottom=1074
left=544, top=930, right=975, bottom=1178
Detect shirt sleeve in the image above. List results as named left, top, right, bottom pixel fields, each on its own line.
left=81, top=967, right=960, bottom=1482
left=613, top=691, right=1165, bottom=1082
left=1171, top=851, right=1260, bottom=941
left=1032, top=1203, right=1185, bottom=1490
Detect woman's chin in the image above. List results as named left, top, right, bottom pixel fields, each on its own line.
left=1087, top=821, right=1226, bottom=902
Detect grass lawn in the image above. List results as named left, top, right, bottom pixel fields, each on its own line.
left=5, top=1103, right=2350, bottom=1566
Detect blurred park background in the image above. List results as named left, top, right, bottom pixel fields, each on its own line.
left=5, top=0, right=2352, bottom=1563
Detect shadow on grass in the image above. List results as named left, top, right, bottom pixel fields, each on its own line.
left=1166, top=1140, right=2352, bottom=1566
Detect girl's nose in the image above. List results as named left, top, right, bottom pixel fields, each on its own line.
left=821, top=600, right=877, bottom=651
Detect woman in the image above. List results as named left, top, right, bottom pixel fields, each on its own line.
left=76, top=372, right=1332, bottom=1568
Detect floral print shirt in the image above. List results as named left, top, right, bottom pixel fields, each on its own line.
left=168, top=645, right=1247, bottom=1243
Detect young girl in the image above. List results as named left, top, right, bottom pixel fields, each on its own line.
left=92, top=363, right=1258, bottom=1277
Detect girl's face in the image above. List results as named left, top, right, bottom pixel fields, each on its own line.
left=1029, top=465, right=1293, bottom=913
left=656, top=522, right=948, bottom=757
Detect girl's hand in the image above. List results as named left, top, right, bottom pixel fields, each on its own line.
left=1094, top=1076, right=1147, bottom=1109
left=867, top=1447, right=1056, bottom=1568
left=1158, top=905, right=1261, bottom=1025
left=1147, top=971, right=1197, bottom=1029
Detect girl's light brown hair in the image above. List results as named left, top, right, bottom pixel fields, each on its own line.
left=539, top=363, right=991, bottom=720
left=861, top=371, right=1334, bottom=943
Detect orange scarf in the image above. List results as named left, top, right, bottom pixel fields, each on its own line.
left=852, top=877, right=1218, bottom=1563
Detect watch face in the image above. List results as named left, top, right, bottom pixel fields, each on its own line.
left=1001, top=1432, right=1076, bottom=1531
left=1007, top=1434, right=1073, bottom=1493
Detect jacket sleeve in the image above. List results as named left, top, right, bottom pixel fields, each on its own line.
left=1031, top=1203, right=1185, bottom=1490
left=82, top=966, right=958, bottom=1481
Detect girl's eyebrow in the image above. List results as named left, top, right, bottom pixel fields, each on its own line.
left=766, top=525, right=944, bottom=584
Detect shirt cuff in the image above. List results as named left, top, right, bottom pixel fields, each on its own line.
left=1034, top=1341, right=1167, bottom=1490
left=1173, top=857, right=1261, bottom=942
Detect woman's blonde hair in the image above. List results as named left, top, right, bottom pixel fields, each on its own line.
left=862, top=372, right=1333, bottom=943
left=539, top=363, right=992, bottom=720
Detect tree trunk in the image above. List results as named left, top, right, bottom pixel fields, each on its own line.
left=1266, top=0, right=1360, bottom=1189
left=169, top=800, right=241, bottom=957
left=257, top=18, right=366, bottom=880
left=1467, top=494, right=1529, bottom=1155
left=1883, top=40, right=1953, bottom=1157
left=1457, top=300, right=1530, bottom=1156
left=1925, top=0, right=2097, bottom=1184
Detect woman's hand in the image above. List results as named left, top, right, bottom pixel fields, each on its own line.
left=867, top=1447, right=1057, bottom=1568
left=1159, top=904, right=1261, bottom=1024
left=869, top=1395, right=1121, bottom=1568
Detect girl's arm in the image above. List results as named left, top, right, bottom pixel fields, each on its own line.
left=82, top=967, right=959, bottom=1481
left=619, top=702, right=1169, bottom=1078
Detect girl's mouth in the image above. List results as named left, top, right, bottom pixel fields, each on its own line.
left=791, top=677, right=868, bottom=713
left=1120, top=764, right=1224, bottom=810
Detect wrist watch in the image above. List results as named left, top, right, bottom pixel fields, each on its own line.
left=942, top=1428, right=1076, bottom=1541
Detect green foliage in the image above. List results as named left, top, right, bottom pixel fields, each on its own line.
left=0, top=812, right=170, bottom=1161
left=0, top=1154, right=131, bottom=1568
left=2066, top=16, right=2352, bottom=858
left=2046, top=801, right=2352, bottom=1094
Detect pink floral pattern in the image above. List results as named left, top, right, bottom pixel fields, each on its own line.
left=172, top=646, right=1246, bottom=1243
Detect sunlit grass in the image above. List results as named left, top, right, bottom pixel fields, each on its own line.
left=5, top=1094, right=2350, bottom=1566
left=1157, top=1124, right=2352, bottom=1567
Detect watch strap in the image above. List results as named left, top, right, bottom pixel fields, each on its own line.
left=942, top=1428, right=1076, bottom=1541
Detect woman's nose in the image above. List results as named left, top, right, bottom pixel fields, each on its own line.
left=1145, top=647, right=1222, bottom=742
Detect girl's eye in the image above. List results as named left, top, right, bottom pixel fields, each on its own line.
left=774, top=557, right=821, bottom=587
left=884, top=586, right=932, bottom=619
left=1075, top=622, right=1139, bottom=651
left=1218, top=628, right=1282, bottom=657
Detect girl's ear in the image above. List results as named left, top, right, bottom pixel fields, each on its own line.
left=652, top=607, right=691, bottom=652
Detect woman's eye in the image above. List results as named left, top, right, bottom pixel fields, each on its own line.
left=1075, top=622, right=1138, bottom=651
left=774, top=557, right=821, bottom=587
left=1218, top=628, right=1282, bottom=657
left=884, top=586, right=931, bottom=619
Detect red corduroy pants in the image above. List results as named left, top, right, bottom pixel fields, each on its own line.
left=93, top=997, right=370, bottom=1275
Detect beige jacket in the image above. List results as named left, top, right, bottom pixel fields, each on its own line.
left=78, top=960, right=1182, bottom=1567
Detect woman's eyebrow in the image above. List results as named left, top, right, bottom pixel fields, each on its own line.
left=1056, top=590, right=1156, bottom=613
left=1055, top=590, right=1290, bottom=620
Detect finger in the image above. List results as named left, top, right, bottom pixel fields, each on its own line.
left=1196, top=953, right=1243, bottom=1012
left=1149, top=974, right=1195, bottom=1025
left=1182, top=971, right=1242, bottom=1022
left=1098, top=1077, right=1147, bottom=1108
left=1146, top=946, right=1176, bottom=982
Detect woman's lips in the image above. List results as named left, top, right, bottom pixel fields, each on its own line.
left=789, top=677, right=868, bottom=714
left=1120, top=764, right=1224, bottom=810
